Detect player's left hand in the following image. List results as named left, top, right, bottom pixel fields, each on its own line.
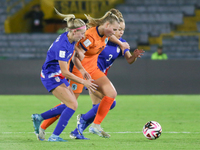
left=133, top=49, right=145, bottom=58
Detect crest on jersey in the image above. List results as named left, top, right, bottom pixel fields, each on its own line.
left=71, top=84, right=77, bottom=90
left=55, top=77, right=60, bottom=82
left=83, top=39, right=91, bottom=47
left=105, top=38, right=108, bottom=44
left=117, top=46, right=120, bottom=53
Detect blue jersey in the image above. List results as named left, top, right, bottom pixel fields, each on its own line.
left=97, top=38, right=129, bottom=73
left=41, top=32, right=76, bottom=79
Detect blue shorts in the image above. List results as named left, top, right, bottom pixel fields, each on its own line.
left=41, top=76, right=70, bottom=92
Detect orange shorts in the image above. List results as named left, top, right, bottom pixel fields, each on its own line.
left=70, top=67, right=105, bottom=93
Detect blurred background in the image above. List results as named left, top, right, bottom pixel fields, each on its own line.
left=0, top=0, right=200, bottom=95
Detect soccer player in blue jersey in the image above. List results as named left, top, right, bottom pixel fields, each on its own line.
left=38, top=12, right=144, bottom=140
left=31, top=11, right=98, bottom=142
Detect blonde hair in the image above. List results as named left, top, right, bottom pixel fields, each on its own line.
left=110, top=8, right=123, bottom=19
left=85, top=9, right=120, bottom=28
left=110, top=8, right=124, bottom=23
left=54, top=8, right=85, bottom=31
left=119, top=17, right=124, bottom=23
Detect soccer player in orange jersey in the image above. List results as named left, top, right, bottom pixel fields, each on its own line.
left=69, top=10, right=130, bottom=138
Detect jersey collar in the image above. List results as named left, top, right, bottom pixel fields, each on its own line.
left=96, top=26, right=104, bottom=38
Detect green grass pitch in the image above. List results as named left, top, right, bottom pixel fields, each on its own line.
left=0, top=95, right=200, bottom=150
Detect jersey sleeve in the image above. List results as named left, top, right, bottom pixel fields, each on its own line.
left=54, top=45, right=73, bottom=62
left=78, top=35, right=94, bottom=51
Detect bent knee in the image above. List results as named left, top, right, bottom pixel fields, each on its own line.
left=104, top=89, right=117, bottom=98
left=68, top=101, right=78, bottom=110
left=73, top=102, right=78, bottom=110
left=109, top=90, right=117, bottom=99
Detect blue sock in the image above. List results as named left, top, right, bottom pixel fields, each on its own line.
left=82, top=100, right=116, bottom=129
left=110, top=100, right=116, bottom=110
left=72, top=101, right=116, bottom=134
left=41, top=104, right=67, bottom=120
left=82, top=104, right=99, bottom=121
left=53, top=107, right=75, bottom=136
left=82, top=100, right=116, bottom=121
left=72, top=104, right=97, bottom=135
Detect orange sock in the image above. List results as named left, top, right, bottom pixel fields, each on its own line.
left=40, top=103, right=61, bottom=130
left=40, top=115, right=60, bottom=130
left=93, top=96, right=115, bottom=124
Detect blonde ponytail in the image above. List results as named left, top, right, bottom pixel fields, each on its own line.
left=54, top=8, right=85, bottom=31
left=85, top=10, right=119, bottom=28
left=54, top=8, right=75, bottom=22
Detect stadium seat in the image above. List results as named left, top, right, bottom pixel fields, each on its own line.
left=117, top=5, right=195, bottom=16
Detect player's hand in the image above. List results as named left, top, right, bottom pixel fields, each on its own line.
left=133, top=49, right=145, bottom=58
left=80, top=70, right=91, bottom=80
left=84, top=72, right=91, bottom=80
left=83, top=79, right=98, bottom=92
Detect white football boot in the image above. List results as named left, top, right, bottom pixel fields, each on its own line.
left=89, top=123, right=110, bottom=138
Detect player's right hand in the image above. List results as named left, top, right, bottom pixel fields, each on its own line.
left=83, top=79, right=98, bottom=92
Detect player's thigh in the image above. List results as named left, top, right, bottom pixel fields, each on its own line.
left=74, top=93, right=80, bottom=99
left=52, top=83, right=78, bottom=110
left=89, top=90, right=104, bottom=104
left=60, top=91, right=80, bottom=104
left=94, top=76, right=117, bottom=98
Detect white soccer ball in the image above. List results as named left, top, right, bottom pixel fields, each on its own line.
left=143, top=121, right=162, bottom=140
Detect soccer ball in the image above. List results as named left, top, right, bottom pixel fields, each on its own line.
left=143, top=121, right=162, bottom=140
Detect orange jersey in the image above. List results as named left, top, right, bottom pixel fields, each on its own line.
left=74, top=26, right=109, bottom=73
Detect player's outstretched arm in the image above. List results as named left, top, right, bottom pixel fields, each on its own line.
left=124, top=49, right=145, bottom=64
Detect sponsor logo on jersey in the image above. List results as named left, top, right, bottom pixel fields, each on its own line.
left=71, top=84, right=77, bottom=90
left=67, top=53, right=72, bottom=59
left=83, top=39, right=92, bottom=47
left=59, top=50, right=66, bottom=58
